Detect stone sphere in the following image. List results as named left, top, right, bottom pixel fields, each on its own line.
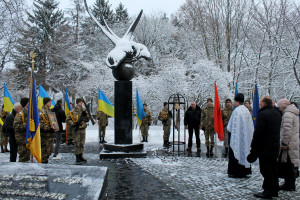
left=112, top=62, right=135, bottom=81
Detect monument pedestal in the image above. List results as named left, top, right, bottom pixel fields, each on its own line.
left=100, top=81, right=145, bottom=159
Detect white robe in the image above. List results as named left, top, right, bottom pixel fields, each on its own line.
left=227, top=105, right=254, bottom=168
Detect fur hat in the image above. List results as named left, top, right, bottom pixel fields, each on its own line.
left=20, top=97, right=29, bottom=107
left=76, top=98, right=83, bottom=104
left=56, top=99, right=62, bottom=105
left=43, top=97, right=51, bottom=105
left=234, top=93, right=244, bottom=103
left=277, top=98, right=290, bottom=108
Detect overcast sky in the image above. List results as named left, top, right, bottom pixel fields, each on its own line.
left=60, top=0, right=186, bottom=17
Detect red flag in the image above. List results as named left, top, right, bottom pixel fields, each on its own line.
left=214, top=82, right=224, bottom=141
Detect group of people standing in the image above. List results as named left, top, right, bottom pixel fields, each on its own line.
left=161, top=93, right=299, bottom=199
left=0, top=97, right=95, bottom=163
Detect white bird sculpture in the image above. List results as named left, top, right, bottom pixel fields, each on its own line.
left=84, top=0, right=151, bottom=69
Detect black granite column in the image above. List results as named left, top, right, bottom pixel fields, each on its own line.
left=114, top=81, right=132, bottom=144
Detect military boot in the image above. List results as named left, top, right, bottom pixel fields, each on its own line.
left=1, top=146, right=4, bottom=153
left=206, top=146, right=210, bottom=157
left=187, top=147, right=192, bottom=156
left=100, top=137, right=104, bottom=144
left=76, top=155, right=81, bottom=163
left=163, top=141, right=169, bottom=148
left=145, top=136, right=148, bottom=142
left=5, top=145, right=10, bottom=152
left=210, top=146, right=214, bottom=157
left=141, top=136, right=145, bottom=142
left=79, top=154, right=87, bottom=162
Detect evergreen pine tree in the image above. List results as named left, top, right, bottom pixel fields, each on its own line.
left=13, top=0, right=71, bottom=89
left=92, top=0, right=115, bottom=25
left=114, top=2, right=129, bottom=24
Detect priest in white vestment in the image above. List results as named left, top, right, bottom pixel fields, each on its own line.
left=227, top=93, right=254, bottom=178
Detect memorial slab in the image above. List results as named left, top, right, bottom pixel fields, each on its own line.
left=0, top=162, right=108, bottom=200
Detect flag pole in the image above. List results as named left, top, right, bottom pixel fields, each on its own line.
left=29, top=52, right=35, bottom=163
left=215, top=133, right=217, bottom=158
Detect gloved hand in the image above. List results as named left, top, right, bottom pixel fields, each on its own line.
left=162, top=119, right=167, bottom=124
left=247, top=152, right=258, bottom=163
left=82, top=111, right=87, bottom=116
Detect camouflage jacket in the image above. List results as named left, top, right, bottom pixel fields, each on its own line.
left=13, top=107, right=27, bottom=144
left=66, top=106, right=89, bottom=129
left=96, top=111, right=108, bottom=127
left=141, top=108, right=153, bottom=126
left=200, top=105, right=214, bottom=131
left=221, top=106, right=233, bottom=127
left=158, top=107, right=172, bottom=126
left=39, top=105, right=52, bottom=133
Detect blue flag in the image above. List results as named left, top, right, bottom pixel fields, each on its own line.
left=136, top=88, right=146, bottom=126
left=252, top=84, right=260, bottom=126
left=26, top=68, right=41, bottom=163
left=233, top=83, right=239, bottom=110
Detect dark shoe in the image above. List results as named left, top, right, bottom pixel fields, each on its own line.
left=76, top=155, right=81, bottom=163
left=222, top=147, right=228, bottom=157
left=79, top=154, right=87, bottom=162
left=103, top=140, right=107, bottom=143
left=163, top=141, right=169, bottom=148
left=197, top=148, right=201, bottom=157
left=53, top=154, right=57, bottom=158
left=279, top=183, right=295, bottom=191
left=272, top=192, right=278, bottom=197
left=206, top=146, right=209, bottom=157
left=209, top=146, right=214, bottom=157
left=1, top=146, right=3, bottom=153
left=141, top=136, right=145, bottom=142
left=145, top=136, right=148, bottom=142
left=254, top=191, right=273, bottom=199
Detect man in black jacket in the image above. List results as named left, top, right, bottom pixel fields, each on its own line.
left=5, top=102, right=22, bottom=162
left=248, top=96, right=282, bottom=199
left=184, top=102, right=201, bottom=156
left=51, top=100, right=66, bottom=157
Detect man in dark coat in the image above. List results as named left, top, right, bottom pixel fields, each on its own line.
left=248, top=96, right=282, bottom=199
left=5, top=102, right=22, bottom=162
left=51, top=99, right=66, bottom=157
left=184, top=102, right=201, bottom=156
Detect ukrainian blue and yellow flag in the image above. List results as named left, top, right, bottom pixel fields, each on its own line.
left=136, top=88, right=146, bottom=126
left=26, top=56, right=41, bottom=163
left=98, top=89, right=114, bottom=117
left=3, top=83, right=15, bottom=113
left=65, top=88, right=71, bottom=116
left=38, top=85, right=55, bottom=110
left=252, top=84, right=260, bottom=126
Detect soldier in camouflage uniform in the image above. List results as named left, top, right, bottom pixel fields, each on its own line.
left=158, top=102, right=172, bottom=148
left=0, top=105, right=9, bottom=153
left=140, top=103, right=153, bottom=142
left=96, top=111, right=108, bottom=143
left=66, top=98, right=89, bottom=163
left=39, top=97, right=56, bottom=163
left=221, top=99, right=233, bottom=157
left=13, top=97, right=30, bottom=162
left=200, top=98, right=215, bottom=157
left=244, top=99, right=253, bottom=118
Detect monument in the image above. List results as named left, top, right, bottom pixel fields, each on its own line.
left=84, top=0, right=151, bottom=158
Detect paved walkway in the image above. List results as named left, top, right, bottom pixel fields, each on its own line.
left=1, top=142, right=299, bottom=199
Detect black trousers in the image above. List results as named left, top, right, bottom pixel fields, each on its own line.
left=188, top=126, right=200, bottom=148
left=259, top=156, right=279, bottom=193
left=9, top=135, right=18, bottom=162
